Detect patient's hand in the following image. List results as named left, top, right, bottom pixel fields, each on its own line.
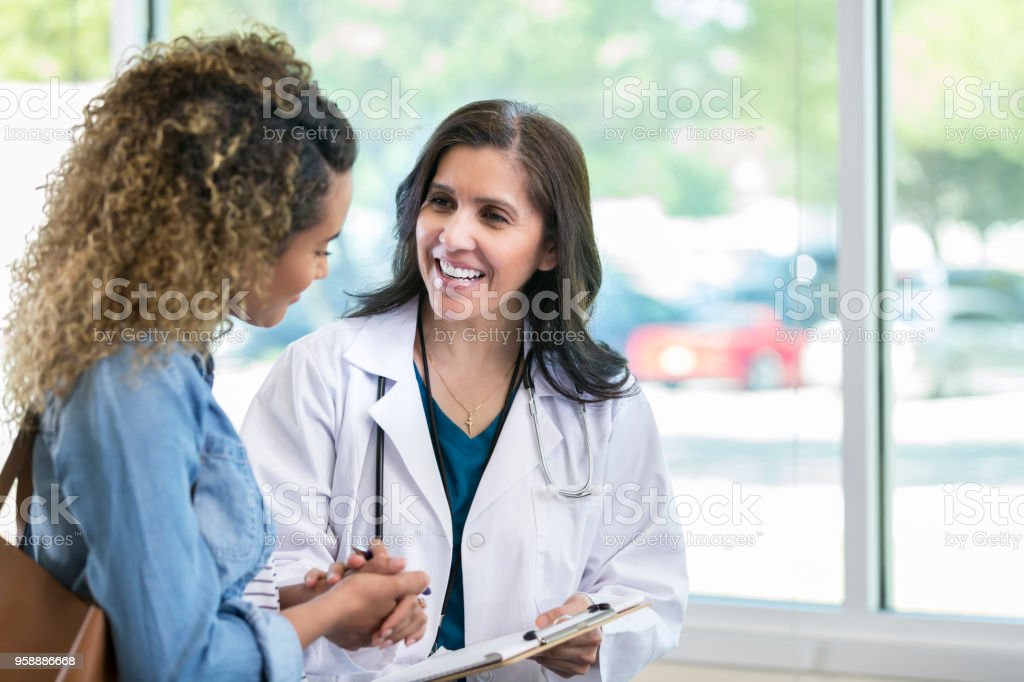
left=323, top=570, right=430, bottom=650
left=283, top=539, right=408, bottom=607
left=287, top=539, right=428, bottom=648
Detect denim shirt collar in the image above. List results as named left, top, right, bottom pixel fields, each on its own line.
left=190, top=351, right=215, bottom=387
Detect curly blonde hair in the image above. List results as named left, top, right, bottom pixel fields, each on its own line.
left=3, top=27, right=356, bottom=425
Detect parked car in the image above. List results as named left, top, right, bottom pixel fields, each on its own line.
left=903, top=282, right=1024, bottom=397
left=625, top=302, right=804, bottom=390
left=800, top=270, right=1024, bottom=398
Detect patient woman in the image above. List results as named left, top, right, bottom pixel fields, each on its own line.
left=3, top=29, right=428, bottom=681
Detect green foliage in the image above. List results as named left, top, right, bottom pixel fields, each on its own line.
left=0, top=0, right=109, bottom=80
left=6, top=0, right=1022, bottom=238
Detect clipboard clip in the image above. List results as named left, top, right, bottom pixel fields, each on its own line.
left=523, top=603, right=611, bottom=644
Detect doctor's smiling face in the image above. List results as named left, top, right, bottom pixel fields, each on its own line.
left=244, top=169, right=354, bottom=327
left=416, top=145, right=557, bottom=325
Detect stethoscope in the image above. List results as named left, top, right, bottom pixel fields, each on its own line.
left=522, top=358, right=595, bottom=499
left=369, top=322, right=597, bottom=643
left=371, top=337, right=595, bottom=538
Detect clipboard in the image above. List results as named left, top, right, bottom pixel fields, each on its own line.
left=375, top=598, right=651, bottom=682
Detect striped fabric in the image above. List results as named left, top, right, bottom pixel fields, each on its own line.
left=243, top=559, right=309, bottom=681
left=243, top=560, right=282, bottom=612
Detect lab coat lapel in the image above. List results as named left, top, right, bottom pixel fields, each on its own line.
left=345, top=301, right=454, bottom=544
left=466, top=370, right=564, bottom=525
left=368, top=375, right=454, bottom=544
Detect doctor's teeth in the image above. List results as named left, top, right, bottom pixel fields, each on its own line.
left=440, top=259, right=483, bottom=279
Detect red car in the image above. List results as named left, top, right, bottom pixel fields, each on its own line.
left=625, top=303, right=804, bottom=390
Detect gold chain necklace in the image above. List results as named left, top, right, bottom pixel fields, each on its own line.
left=424, top=347, right=518, bottom=437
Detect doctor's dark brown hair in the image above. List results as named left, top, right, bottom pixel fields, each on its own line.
left=3, top=27, right=357, bottom=423
left=348, top=99, right=636, bottom=403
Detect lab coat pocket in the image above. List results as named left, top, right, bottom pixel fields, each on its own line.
left=531, top=486, right=603, bottom=613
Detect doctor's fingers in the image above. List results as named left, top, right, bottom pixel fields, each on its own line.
left=536, top=647, right=600, bottom=678
left=347, top=539, right=407, bottom=574
left=535, top=593, right=593, bottom=628
left=385, top=570, right=431, bottom=599
left=367, top=538, right=412, bottom=574
left=346, top=552, right=407, bottom=575
left=538, top=632, right=602, bottom=661
left=535, top=634, right=602, bottom=676
left=304, top=562, right=347, bottom=588
left=535, top=652, right=595, bottom=679
left=372, top=594, right=427, bottom=648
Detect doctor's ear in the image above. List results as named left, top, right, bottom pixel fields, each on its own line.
left=537, top=240, right=557, bottom=272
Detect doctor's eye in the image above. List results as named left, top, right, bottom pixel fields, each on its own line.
left=315, top=249, right=332, bottom=257
left=482, top=209, right=510, bottom=224
left=426, top=194, right=454, bottom=210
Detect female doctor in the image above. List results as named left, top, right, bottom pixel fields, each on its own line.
left=242, top=99, right=687, bottom=681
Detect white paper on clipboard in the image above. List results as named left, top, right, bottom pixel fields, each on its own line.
left=375, top=595, right=647, bottom=682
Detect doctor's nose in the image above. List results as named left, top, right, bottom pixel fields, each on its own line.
left=439, top=209, right=477, bottom=252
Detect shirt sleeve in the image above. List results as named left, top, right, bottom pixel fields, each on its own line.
left=56, top=351, right=304, bottom=682
left=569, top=389, right=689, bottom=682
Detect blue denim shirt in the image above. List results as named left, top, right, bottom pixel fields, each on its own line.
left=24, top=345, right=304, bottom=681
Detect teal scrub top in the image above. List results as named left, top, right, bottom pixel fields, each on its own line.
left=414, top=364, right=520, bottom=650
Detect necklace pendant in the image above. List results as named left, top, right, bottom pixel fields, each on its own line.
left=465, top=413, right=473, bottom=437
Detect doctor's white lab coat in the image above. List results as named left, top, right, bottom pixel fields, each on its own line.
left=241, top=300, right=688, bottom=681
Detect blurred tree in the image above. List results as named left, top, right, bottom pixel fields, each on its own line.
left=0, top=0, right=109, bottom=80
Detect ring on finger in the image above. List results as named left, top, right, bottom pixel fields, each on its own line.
left=417, top=597, right=427, bottom=609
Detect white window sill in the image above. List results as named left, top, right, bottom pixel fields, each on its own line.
left=669, top=598, right=1024, bottom=682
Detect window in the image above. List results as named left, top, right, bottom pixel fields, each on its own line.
left=889, top=0, right=1024, bottom=620
left=170, top=0, right=843, bottom=604
left=0, top=0, right=110, bottom=538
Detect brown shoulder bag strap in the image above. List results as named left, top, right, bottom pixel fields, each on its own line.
left=0, top=413, right=41, bottom=538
